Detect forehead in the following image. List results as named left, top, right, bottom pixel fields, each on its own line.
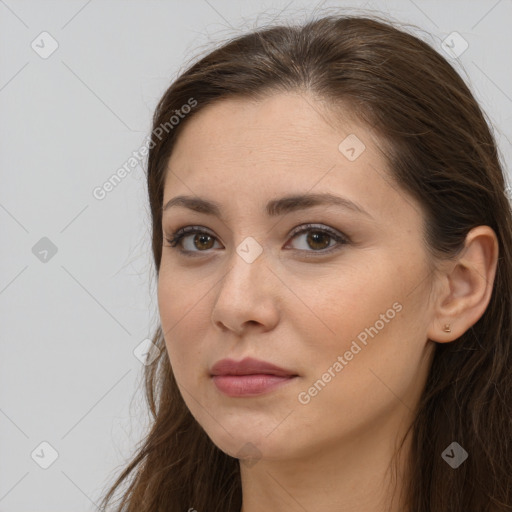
left=168, top=92, right=371, bottom=169
left=162, top=92, right=412, bottom=225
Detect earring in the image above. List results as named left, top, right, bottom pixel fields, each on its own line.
left=443, top=323, right=451, bottom=333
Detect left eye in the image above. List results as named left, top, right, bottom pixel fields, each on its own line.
left=286, top=225, right=346, bottom=252
left=165, top=224, right=349, bottom=257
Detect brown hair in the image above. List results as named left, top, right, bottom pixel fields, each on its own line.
left=98, top=12, right=512, bottom=512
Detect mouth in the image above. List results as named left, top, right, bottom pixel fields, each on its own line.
left=210, top=357, right=299, bottom=397
left=211, top=374, right=298, bottom=397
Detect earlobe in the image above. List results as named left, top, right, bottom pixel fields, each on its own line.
left=426, top=226, right=499, bottom=343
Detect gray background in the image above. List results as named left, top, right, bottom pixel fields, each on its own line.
left=1, top=0, right=511, bottom=510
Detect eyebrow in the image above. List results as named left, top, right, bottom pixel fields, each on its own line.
left=162, top=192, right=373, bottom=219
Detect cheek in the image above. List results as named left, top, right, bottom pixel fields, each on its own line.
left=284, top=261, right=397, bottom=348
left=157, top=273, right=207, bottom=374
left=286, top=258, right=418, bottom=393
left=305, top=262, right=427, bottom=387
left=157, top=267, right=211, bottom=329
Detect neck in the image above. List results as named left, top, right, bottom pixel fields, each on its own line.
left=239, top=409, right=413, bottom=512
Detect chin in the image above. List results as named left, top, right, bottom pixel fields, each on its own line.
left=200, top=421, right=289, bottom=462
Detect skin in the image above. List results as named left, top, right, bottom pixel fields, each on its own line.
left=157, top=92, right=498, bottom=512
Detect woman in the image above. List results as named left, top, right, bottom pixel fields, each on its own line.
left=98, top=13, right=512, bottom=512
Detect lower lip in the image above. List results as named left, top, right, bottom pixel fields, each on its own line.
left=211, top=374, right=297, bottom=397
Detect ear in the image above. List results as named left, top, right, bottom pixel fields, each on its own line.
left=427, top=226, right=499, bottom=343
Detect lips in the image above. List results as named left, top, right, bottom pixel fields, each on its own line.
left=210, top=357, right=297, bottom=377
left=210, top=357, right=298, bottom=397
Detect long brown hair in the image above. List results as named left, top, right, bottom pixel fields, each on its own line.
left=98, top=12, right=512, bottom=512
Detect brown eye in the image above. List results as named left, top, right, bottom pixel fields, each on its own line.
left=287, top=224, right=348, bottom=254
left=192, top=233, right=215, bottom=251
left=304, top=230, right=332, bottom=250
left=166, top=226, right=221, bottom=255
left=165, top=223, right=349, bottom=258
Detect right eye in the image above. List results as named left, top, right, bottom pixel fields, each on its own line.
left=165, top=226, right=222, bottom=256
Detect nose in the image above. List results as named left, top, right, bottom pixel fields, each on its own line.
left=210, top=248, right=280, bottom=336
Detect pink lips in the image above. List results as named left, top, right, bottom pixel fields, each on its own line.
left=210, top=357, right=298, bottom=397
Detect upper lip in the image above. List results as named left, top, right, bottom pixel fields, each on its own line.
left=210, top=357, right=297, bottom=377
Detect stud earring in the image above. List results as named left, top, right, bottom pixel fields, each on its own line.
left=443, top=323, right=451, bottom=333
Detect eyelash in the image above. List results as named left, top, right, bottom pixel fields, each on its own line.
left=164, top=223, right=349, bottom=258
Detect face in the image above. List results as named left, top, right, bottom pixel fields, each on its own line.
left=157, top=92, right=437, bottom=464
